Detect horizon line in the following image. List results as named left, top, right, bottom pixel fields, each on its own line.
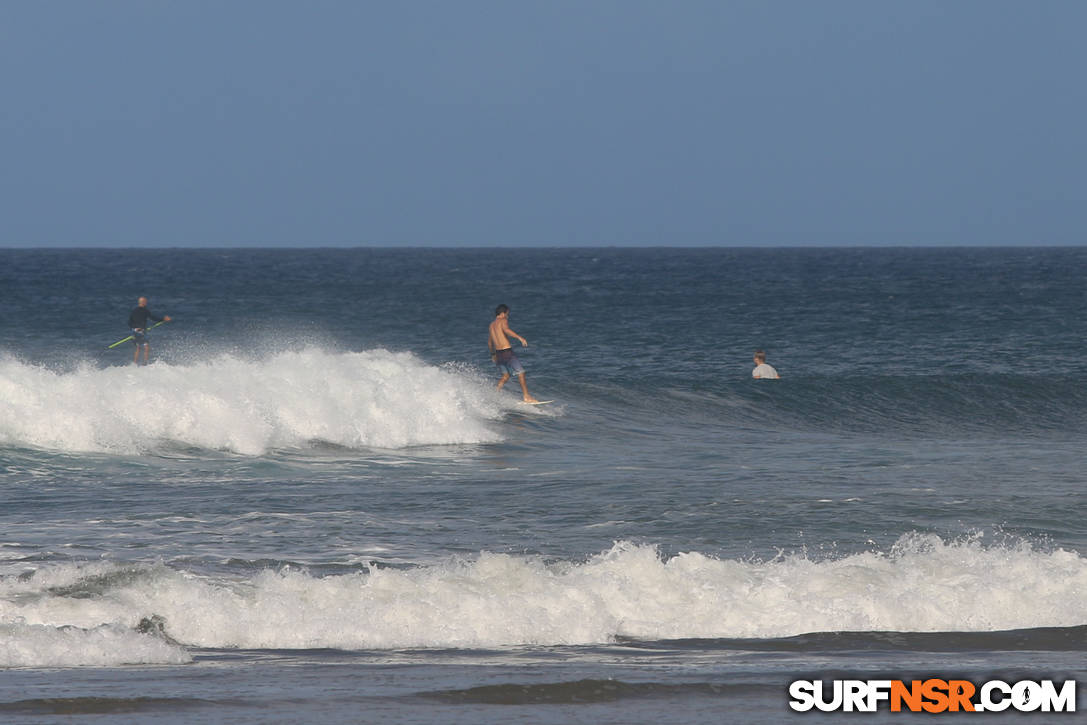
left=2, top=242, right=1084, bottom=251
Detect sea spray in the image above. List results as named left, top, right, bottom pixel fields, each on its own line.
left=0, top=349, right=508, bottom=454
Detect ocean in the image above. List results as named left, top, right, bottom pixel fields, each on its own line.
left=1, top=247, right=1084, bottom=723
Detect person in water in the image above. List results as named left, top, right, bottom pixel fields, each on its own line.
left=128, top=296, right=171, bottom=365
left=488, top=304, right=538, bottom=402
left=752, top=349, right=780, bottom=379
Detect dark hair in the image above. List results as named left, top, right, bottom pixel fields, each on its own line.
left=495, top=304, right=509, bottom=316
left=754, top=350, right=766, bottom=363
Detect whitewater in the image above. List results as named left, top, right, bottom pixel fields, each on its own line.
left=0, top=349, right=519, bottom=454
left=3, top=536, right=1086, bottom=669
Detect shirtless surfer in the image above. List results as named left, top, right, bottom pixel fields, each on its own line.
left=488, top=304, right=538, bottom=402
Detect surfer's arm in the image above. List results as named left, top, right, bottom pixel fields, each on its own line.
left=504, top=324, right=527, bottom=347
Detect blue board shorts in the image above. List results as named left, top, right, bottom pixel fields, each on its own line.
left=493, top=348, right=525, bottom=376
left=131, top=329, right=149, bottom=346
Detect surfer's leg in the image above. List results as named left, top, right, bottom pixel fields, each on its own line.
left=516, top=373, right=537, bottom=403
left=496, top=372, right=510, bottom=390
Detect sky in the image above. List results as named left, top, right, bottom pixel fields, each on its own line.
left=1, top=0, right=1084, bottom=247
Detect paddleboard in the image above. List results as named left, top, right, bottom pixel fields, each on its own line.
left=519, top=400, right=554, bottom=406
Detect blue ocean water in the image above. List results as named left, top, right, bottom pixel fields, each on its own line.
left=1, top=247, right=1085, bottom=723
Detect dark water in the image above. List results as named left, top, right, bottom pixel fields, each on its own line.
left=1, top=247, right=1084, bottom=722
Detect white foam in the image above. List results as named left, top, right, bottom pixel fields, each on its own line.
left=0, top=349, right=507, bottom=454
left=2, top=535, right=1084, bottom=662
left=0, top=621, right=191, bottom=668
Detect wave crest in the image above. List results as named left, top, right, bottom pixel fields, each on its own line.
left=0, top=349, right=506, bottom=454
left=3, top=535, right=1084, bottom=660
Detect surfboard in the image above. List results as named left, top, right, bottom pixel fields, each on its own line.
left=519, top=400, right=554, bottom=406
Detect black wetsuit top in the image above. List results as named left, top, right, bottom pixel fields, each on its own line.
left=128, top=306, right=164, bottom=330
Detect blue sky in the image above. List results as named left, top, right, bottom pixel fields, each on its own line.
left=2, top=1, right=1084, bottom=247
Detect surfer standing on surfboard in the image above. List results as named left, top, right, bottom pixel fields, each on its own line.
left=489, top=304, right=538, bottom=403
left=128, top=296, right=171, bottom=365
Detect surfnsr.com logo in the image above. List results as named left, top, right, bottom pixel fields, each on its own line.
left=789, top=679, right=1077, bottom=713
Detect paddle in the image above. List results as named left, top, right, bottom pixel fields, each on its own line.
left=107, top=320, right=168, bottom=349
